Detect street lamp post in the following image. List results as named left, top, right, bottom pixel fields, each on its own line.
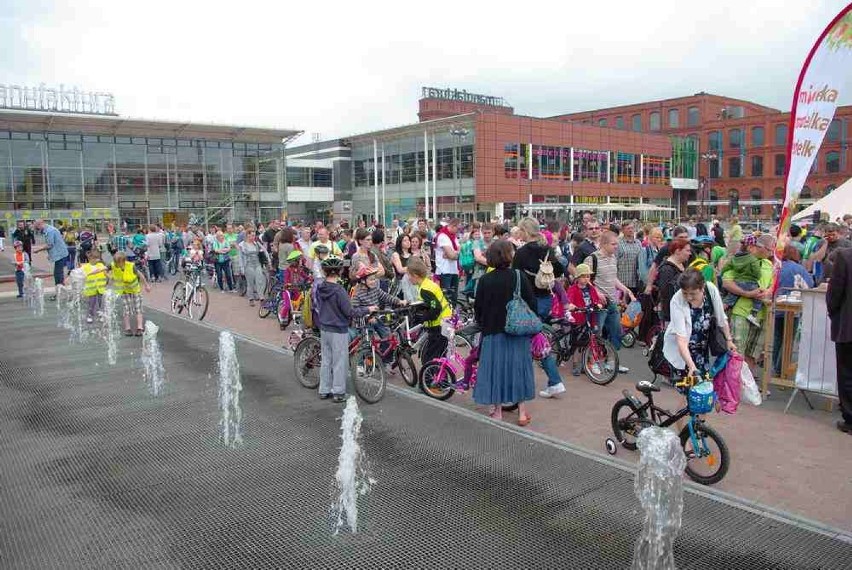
left=700, top=151, right=717, bottom=220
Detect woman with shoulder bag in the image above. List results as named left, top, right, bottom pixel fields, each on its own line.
left=473, top=240, right=537, bottom=426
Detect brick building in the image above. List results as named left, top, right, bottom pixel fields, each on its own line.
left=555, top=92, right=852, bottom=220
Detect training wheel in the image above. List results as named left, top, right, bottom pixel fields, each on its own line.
left=605, top=438, right=618, bottom=455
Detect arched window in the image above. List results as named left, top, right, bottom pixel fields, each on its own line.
left=729, top=128, right=742, bottom=149
left=825, top=184, right=837, bottom=195
left=668, top=109, right=679, bottom=128
left=615, top=116, right=625, bottom=129
left=598, top=118, right=608, bottom=127
left=827, top=119, right=841, bottom=143
left=752, top=126, right=765, bottom=147
left=649, top=111, right=661, bottom=131
left=687, top=106, right=700, bottom=127
left=632, top=114, right=642, bottom=132
left=826, top=151, right=840, bottom=173
left=750, top=188, right=761, bottom=217
left=729, top=189, right=739, bottom=212
left=775, top=124, right=788, bottom=146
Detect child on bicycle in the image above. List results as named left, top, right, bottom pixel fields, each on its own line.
left=566, top=263, right=604, bottom=376
left=351, top=265, right=407, bottom=371
left=315, top=256, right=374, bottom=403
left=405, top=257, right=452, bottom=367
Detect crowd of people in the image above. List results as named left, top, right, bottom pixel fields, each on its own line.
left=10, top=210, right=852, bottom=432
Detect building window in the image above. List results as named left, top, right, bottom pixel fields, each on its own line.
left=728, top=156, right=741, bottom=177
left=668, top=109, right=679, bottom=128
left=649, top=112, right=661, bottom=132
left=573, top=149, right=609, bottom=182
left=728, top=106, right=745, bottom=119
left=598, top=118, right=608, bottom=127
left=533, top=145, right=561, bottom=180
left=504, top=144, right=519, bottom=178
left=631, top=114, right=642, bottom=132
left=825, top=184, right=837, bottom=195
left=826, top=151, right=840, bottom=173
left=774, top=154, right=786, bottom=176
left=729, top=189, right=739, bottom=212
left=615, top=116, right=625, bottom=130
left=643, top=156, right=670, bottom=185
left=751, top=126, right=765, bottom=147
left=708, top=131, right=721, bottom=151
left=774, top=124, right=788, bottom=146
left=827, top=119, right=841, bottom=143
left=750, top=188, right=761, bottom=217
left=708, top=156, right=720, bottom=179
left=614, top=152, right=640, bottom=183
left=687, top=106, right=700, bottom=127
left=708, top=190, right=719, bottom=216
left=751, top=156, right=763, bottom=177
left=729, top=128, right=742, bottom=149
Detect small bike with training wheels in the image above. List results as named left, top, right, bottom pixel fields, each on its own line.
left=608, top=373, right=730, bottom=485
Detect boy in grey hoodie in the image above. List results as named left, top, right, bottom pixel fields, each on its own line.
left=315, top=258, right=374, bottom=402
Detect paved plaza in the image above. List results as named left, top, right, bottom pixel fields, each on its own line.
left=1, top=295, right=852, bottom=568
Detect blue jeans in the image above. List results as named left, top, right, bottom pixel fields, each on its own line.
left=53, top=258, right=66, bottom=286
left=15, top=270, right=24, bottom=296
left=214, top=259, right=234, bottom=291
left=439, top=273, right=459, bottom=307
left=536, top=295, right=563, bottom=387
left=594, top=302, right=622, bottom=350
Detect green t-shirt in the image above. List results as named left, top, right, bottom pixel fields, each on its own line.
left=224, top=233, right=239, bottom=258
left=728, top=224, right=743, bottom=244
left=722, top=258, right=773, bottom=319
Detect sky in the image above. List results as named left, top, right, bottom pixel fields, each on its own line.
left=1, top=0, right=850, bottom=146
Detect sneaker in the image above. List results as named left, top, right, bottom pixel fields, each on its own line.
left=618, top=365, right=630, bottom=373
left=589, top=363, right=602, bottom=376
left=572, top=365, right=582, bottom=377
left=837, top=421, right=852, bottom=434
left=332, top=394, right=347, bottom=403
left=86, top=316, right=94, bottom=324
left=539, top=382, right=566, bottom=398
left=318, top=393, right=331, bottom=400
left=746, top=313, right=762, bottom=328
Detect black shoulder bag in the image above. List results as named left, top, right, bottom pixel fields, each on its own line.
left=706, top=285, right=728, bottom=356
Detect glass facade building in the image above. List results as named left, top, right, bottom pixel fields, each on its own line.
left=0, top=110, right=300, bottom=229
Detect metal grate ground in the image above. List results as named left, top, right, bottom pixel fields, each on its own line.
left=0, top=300, right=849, bottom=569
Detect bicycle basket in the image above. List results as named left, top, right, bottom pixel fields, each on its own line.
left=687, top=381, right=717, bottom=414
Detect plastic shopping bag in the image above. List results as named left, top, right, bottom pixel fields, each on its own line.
left=740, top=362, right=762, bottom=406
left=713, top=351, right=742, bottom=414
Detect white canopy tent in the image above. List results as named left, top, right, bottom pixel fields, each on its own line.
left=791, top=176, right=852, bottom=222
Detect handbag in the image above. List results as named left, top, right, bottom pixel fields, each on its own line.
left=505, top=270, right=543, bottom=336
left=706, top=285, right=728, bottom=356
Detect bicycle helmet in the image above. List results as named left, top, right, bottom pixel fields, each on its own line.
left=321, top=256, right=344, bottom=271
left=286, top=250, right=303, bottom=262
left=313, top=244, right=330, bottom=256
left=354, top=265, right=378, bottom=281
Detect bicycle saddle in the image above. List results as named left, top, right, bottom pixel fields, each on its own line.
left=635, top=380, right=660, bottom=394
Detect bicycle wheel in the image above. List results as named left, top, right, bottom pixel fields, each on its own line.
left=453, top=333, right=474, bottom=360
left=679, top=421, right=730, bottom=485
left=189, top=286, right=209, bottom=321
left=350, top=346, right=386, bottom=404
left=583, top=337, right=619, bottom=385
left=294, top=336, right=322, bottom=389
left=258, top=295, right=273, bottom=318
left=611, top=398, right=652, bottom=451
left=171, top=281, right=185, bottom=315
left=418, top=361, right=455, bottom=401
left=168, top=256, right=179, bottom=275
left=395, top=350, right=418, bottom=387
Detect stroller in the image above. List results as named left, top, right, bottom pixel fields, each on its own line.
left=620, top=299, right=643, bottom=348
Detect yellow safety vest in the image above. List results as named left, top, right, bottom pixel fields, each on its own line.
left=82, top=262, right=108, bottom=297
left=111, top=261, right=141, bottom=294
left=418, top=277, right=452, bottom=327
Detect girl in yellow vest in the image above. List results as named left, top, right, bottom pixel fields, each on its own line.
left=82, top=249, right=109, bottom=324
left=111, top=251, right=151, bottom=336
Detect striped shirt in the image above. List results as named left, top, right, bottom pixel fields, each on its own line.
left=584, top=250, right=618, bottom=302
left=616, top=238, right=643, bottom=288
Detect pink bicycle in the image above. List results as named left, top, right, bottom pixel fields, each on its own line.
left=418, top=320, right=481, bottom=401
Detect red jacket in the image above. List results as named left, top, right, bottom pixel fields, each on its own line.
left=566, top=283, right=602, bottom=325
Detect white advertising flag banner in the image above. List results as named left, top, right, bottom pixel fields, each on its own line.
left=777, top=8, right=852, bottom=242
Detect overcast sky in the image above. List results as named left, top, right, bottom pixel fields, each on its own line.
left=2, top=0, right=850, bottom=145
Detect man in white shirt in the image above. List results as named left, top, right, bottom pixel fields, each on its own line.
left=435, top=219, right=461, bottom=307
